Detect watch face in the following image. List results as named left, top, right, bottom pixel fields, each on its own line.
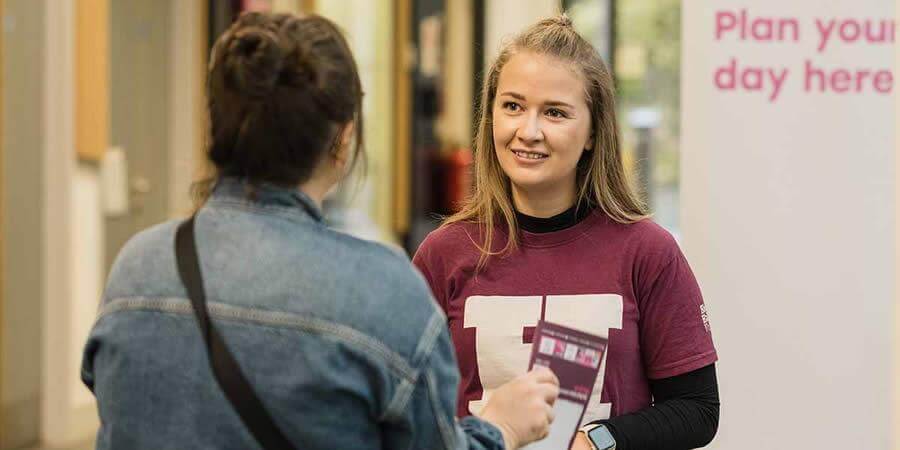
left=587, top=425, right=616, bottom=450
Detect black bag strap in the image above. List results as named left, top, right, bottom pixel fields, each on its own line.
left=175, top=216, right=297, bottom=450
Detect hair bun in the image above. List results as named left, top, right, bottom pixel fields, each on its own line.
left=555, top=13, right=574, bottom=28
left=225, top=27, right=284, bottom=98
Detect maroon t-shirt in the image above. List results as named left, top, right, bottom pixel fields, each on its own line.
left=412, top=211, right=717, bottom=424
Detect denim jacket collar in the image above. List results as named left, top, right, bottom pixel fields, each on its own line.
left=207, top=177, right=325, bottom=223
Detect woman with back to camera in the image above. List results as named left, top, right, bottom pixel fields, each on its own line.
left=81, top=12, right=558, bottom=450
left=413, top=15, right=719, bottom=450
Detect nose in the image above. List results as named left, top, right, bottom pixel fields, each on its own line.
left=515, top=111, right=544, bottom=143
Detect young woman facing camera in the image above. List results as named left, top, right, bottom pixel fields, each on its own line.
left=414, top=15, right=719, bottom=450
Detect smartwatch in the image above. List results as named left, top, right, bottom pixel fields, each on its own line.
left=579, top=423, right=616, bottom=450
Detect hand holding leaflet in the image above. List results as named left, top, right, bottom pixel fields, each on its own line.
left=523, top=320, right=608, bottom=450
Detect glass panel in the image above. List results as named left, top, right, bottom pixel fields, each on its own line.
left=566, top=0, right=613, bottom=64
left=566, top=0, right=682, bottom=236
left=616, top=0, right=681, bottom=235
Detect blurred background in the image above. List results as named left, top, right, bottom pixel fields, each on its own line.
left=0, top=0, right=896, bottom=449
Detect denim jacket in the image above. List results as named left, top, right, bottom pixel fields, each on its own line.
left=81, top=178, right=504, bottom=450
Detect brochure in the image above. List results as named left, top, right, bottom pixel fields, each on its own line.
left=523, top=320, right=608, bottom=450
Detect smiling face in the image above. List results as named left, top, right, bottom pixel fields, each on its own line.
left=492, top=51, right=594, bottom=213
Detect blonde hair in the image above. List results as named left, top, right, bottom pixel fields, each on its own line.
left=444, top=14, right=649, bottom=268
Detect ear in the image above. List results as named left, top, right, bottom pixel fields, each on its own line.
left=332, top=121, right=355, bottom=168
left=584, top=131, right=595, bottom=151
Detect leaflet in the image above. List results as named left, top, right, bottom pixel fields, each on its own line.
left=523, top=320, right=608, bottom=450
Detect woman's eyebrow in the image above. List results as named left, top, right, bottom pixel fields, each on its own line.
left=498, top=91, right=526, bottom=100
left=498, top=91, right=575, bottom=109
left=545, top=100, right=575, bottom=109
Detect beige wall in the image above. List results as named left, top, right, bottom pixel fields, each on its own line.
left=168, top=0, right=206, bottom=217
left=1, top=0, right=46, bottom=447
left=484, top=0, right=557, bottom=68
left=317, top=0, right=397, bottom=243
left=438, top=0, right=473, bottom=149
left=41, top=0, right=101, bottom=445
left=2, top=1, right=205, bottom=447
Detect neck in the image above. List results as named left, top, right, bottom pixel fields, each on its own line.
left=511, top=182, right=576, bottom=218
left=298, top=176, right=331, bottom=209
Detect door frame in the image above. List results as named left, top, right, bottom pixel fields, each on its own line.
left=0, top=0, right=5, bottom=437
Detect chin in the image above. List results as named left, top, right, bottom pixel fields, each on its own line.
left=506, top=174, right=552, bottom=191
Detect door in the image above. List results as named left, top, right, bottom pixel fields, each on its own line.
left=106, top=0, right=173, bottom=268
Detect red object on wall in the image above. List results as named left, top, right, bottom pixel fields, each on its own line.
left=242, top=0, right=273, bottom=12
left=444, top=147, right=474, bottom=213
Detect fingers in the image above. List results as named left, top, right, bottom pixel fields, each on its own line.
left=485, top=368, right=560, bottom=447
left=539, top=383, right=559, bottom=406
left=530, top=366, right=560, bottom=386
left=536, top=405, right=554, bottom=441
left=537, top=426, right=550, bottom=441
left=528, top=368, right=560, bottom=407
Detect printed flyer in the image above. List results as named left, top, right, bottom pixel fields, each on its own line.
left=523, top=320, right=608, bottom=450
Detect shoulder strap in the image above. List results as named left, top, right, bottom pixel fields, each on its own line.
left=175, top=216, right=297, bottom=450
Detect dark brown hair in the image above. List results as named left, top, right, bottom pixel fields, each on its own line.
left=194, top=12, right=364, bottom=203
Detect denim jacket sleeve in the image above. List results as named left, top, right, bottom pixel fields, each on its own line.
left=397, top=311, right=506, bottom=450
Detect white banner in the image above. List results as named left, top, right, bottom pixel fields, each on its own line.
left=681, top=2, right=895, bottom=449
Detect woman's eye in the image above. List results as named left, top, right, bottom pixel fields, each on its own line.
left=546, top=108, right=567, bottom=119
left=503, top=101, right=521, bottom=112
